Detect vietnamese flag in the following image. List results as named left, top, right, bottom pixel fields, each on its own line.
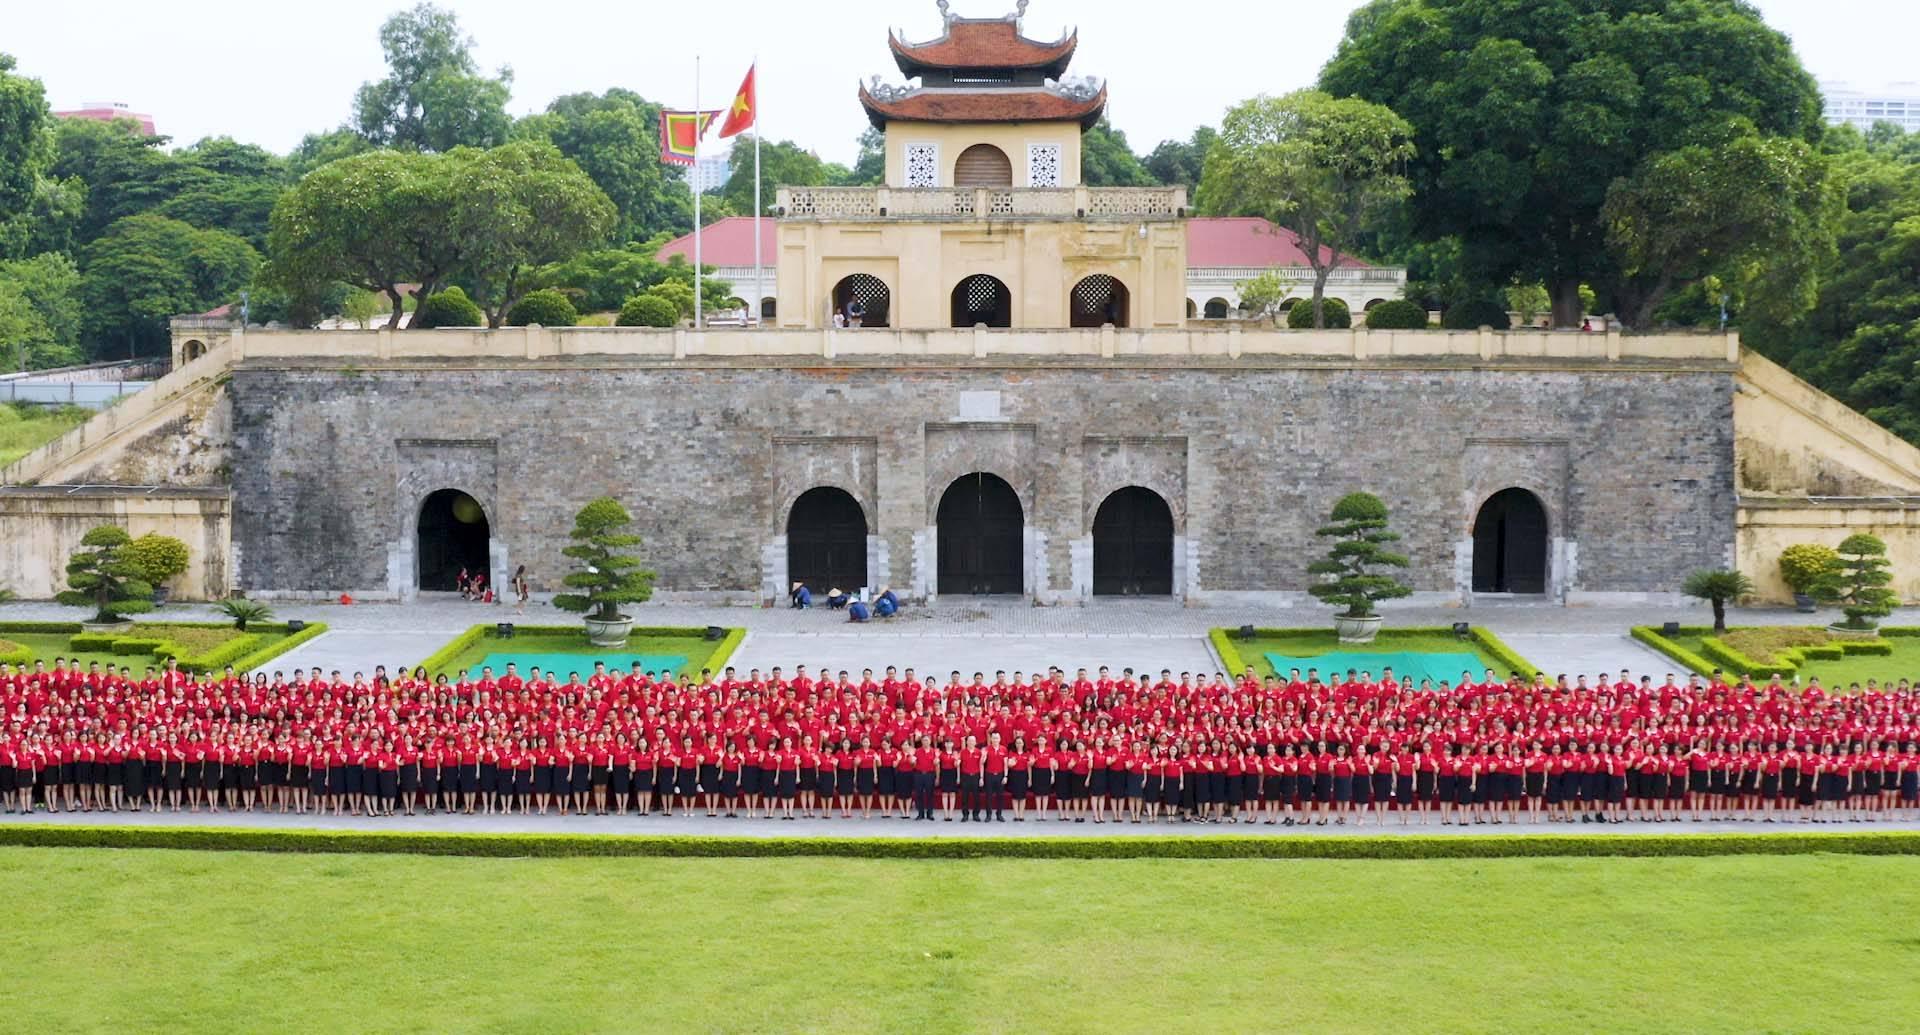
left=718, top=64, right=755, bottom=139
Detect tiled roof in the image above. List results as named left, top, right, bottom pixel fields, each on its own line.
left=655, top=216, right=775, bottom=266
left=859, top=81, right=1107, bottom=128
left=890, top=20, right=1077, bottom=76
left=1185, top=216, right=1369, bottom=269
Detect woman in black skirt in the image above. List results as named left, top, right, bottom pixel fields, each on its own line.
left=1329, top=742, right=1355, bottom=825
left=696, top=735, right=721, bottom=818
left=375, top=740, right=400, bottom=817
left=1278, top=743, right=1303, bottom=826
left=608, top=739, right=632, bottom=817
left=796, top=736, right=820, bottom=819
left=834, top=737, right=858, bottom=819
left=1125, top=741, right=1148, bottom=823
left=585, top=734, right=610, bottom=817
left=738, top=740, right=761, bottom=819
left=671, top=736, right=697, bottom=817
left=937, top=738, right=962, bottom=821
left=532, top=737, right=557, bottom=816
left=775, top=736, right=800, bottom=820
left=1368, top=747, right=1393, bottom=826
left=1082, top=737, right=1108, bottom=824
left=1031, top=740, right=1057, bottom=820
left=1007, top=737, right=1032, bottom=821
left=719, top=742, right=742, bottom=818
left=398, top=738, right=422, bottom=816
left=164, top=733, right=186, bottom=812
left=854, top=736, right=878, bottom=818
left=1898, top=743, right=1919, bottom=817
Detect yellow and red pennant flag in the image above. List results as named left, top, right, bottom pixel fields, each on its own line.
left=718, top=65, right=756, bottom=139
left=660, top=109, right=719, bottom=166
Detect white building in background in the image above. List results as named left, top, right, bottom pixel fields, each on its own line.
left=688, top=154, right=732, bottom=193
left=1822, top=81, right=1920, bottom=133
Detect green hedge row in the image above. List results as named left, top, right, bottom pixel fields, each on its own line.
left=1468, top=626, right=1542, bottom=679
left=0, top=621, right=83, bottom=635
left=1633, top=625, right=1718, bottom=677
left=46, top=622, right=319, bottom=674
left=2, top=824, right=1917, bottom=860
left=1644, top=625, right=1907, bottom=681
left=228, top=622, right=328, bottom=674
left=1210, top=628, right=1248, bottom=675
left=413, top=624, right=743, bottom=677
left=0, top=640, right=31, bottom=667
left=163, top=632, right=263, bottom=671
left=708, top=626, right=746, bottom=672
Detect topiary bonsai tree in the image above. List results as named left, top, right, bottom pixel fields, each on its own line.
left=56, top=526, right=155, bottom=623
left=1287, top=296, right=1351, bottom=329
left=552, top=497, right=656, bottom=640
left=121, top=533, right=190, bottom=598
left=1811, top=534, right=1897, bottom=631
left=1681, top=569, right=1754, bottom=635
left=1440, top=298, right=1513, bottom=331
left=616, top=294, right=678, bottom=328
left=1361, top=298, right=1428, bottom=329
left=412, top=286, right=486, bottom=329
left=1306, top=492, right=1411, bottom=636
left=1778, top=544, right=1840, bottom=600
left=505, top=288, right=579, bottom=327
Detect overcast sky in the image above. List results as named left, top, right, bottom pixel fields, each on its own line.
left=6, top=0, right=1913, bottom=165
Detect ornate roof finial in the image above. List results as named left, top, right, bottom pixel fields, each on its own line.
left=937, top=0, right=951, bottom=23
left=1016, top=0, right=1029, bottom=16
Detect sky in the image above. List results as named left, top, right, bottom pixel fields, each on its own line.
left=5, top=0, right=1915, bottom=165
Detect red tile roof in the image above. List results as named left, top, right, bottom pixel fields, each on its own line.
left=858, top=81, right=1107, bottom=129
left=1184, top=216, right=1369, bottom=269
left=890, top=20, right=1077, bottom=76
left=656, top=217, right=775, bottom=266
left=55, top=106, right=156, bottom=136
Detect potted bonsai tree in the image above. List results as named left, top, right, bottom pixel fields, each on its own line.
left=1778, top=543, right=1839, bottom=614
left=1812, top=533, right=1897, bottom=637
left=1681, top=569, right=1754, bottom=634
left=1306, top=491, right=1411, bottom=644
left=122, top=533, right=190, bottom=606
left=56, top=526, right=155, bottom=631
left=552, top=497, right=656, bottom=647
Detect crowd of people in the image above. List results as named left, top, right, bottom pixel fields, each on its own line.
left=3, top=655, right=1920, bottom=826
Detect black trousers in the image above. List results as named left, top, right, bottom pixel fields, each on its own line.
left=913, top=772, right=936, bottom=815
left=984, top=774, right=1005, bottom=813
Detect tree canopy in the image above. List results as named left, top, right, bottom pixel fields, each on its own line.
left=1320, top=0, right=1827, bottom=328
left=514, top=89, right=691, bottom=245
left=353, top=3, right=512, bottom=152
left=79, top=214, right=258, bottom=357
left=1081, top=120, right=1156, bottom=187
left=446, top=140, right=616, bottom=326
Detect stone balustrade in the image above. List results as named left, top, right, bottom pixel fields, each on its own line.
left=777, top=185, right=1186, bottom=221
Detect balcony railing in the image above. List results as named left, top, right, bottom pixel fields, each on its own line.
left=1186, top=266, right=1408, bottom=284
left=776, top=185, right=1187, bottom=221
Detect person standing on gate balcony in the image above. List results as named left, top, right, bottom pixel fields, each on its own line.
left=846, top=297, right=865, bottom=328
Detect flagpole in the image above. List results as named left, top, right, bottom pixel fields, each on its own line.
left=753, top=54, right=762, bottom=327
left=693, top=54, right=703, bottom=330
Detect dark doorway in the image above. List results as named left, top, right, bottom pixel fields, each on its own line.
left=1092, top=487, right=1174, bottom=595
left=1070, top=275, right=1129, bottom=328
left=419, top=489, right=490, bottom=592
left=951, top=275, right=1011, bottom=328
left=937, top=472, right=1023, bottom=595
left=832, top=274, right=890, bottom=327
left=1472, top=488, right=1548, bottom=593
left=787, top=487, right=868, bottom=596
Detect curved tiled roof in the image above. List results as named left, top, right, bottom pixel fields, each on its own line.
left=890, top=20, right=1077, bottom=77
left=858, top=81, right=1107, bottom=129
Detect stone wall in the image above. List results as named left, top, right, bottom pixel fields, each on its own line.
left=225, top=358, right=1737, bottom=604
left=0, top=488, right=231, bottom=600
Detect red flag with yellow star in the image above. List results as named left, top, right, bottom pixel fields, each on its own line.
left=718, top=64, right=755, bottom=139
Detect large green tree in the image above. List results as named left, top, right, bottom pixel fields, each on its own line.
left=1197, top=90, right=1414, bottom=328
left=0, top=53, right=70, bottom=259
left=513, top=89, right=692, bottom=244
left=1143, top=126, right=1216, bottom=194
left=717, top=136, right=850, bottom=215
left=0, top=251, right=83, bottom=370
left=845, top=128, right=886, bottom=186
left=79, top=214, right=258, bottom=358
left=354, top=3, right=512, bottom=152
left=265, top=149, right=459, bottom=326
left=1320, top=0, right=1826, bottom=328
left=1080, top=120, right=1155, bottom=187
left=446, top=141, right=616, bottom=326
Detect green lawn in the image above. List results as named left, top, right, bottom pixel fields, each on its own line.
left=422, top=625, right=740, bottom=679
left=1222, top=628, right=1521, bottom=682
left=0, top=848, right=1912, bottom=1031
left=1659, top=627, right=1920, bottom=688
left=0, top=622, right=306, bottom=672
left=0, top=402, right=88, bottom=467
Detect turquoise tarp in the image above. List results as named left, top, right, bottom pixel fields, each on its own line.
left=1263, top=650, right=1486, bottom=688
left=476, top=653, right=688, bottom=679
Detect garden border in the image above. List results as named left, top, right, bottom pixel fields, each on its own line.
left=1635, top=624, right=1912, bottom=679
left=1209, top=626, right=1540, bottom=680
left=0, top=621, right=327, bottom=673
left=414, top=623, right=746, bottom=676
left=0, top=824, right=1915, bottom=859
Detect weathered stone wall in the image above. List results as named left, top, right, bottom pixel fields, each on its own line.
left=0, top=488, right=231, bottom=600
left=225, top=359, right=1736, bottom=603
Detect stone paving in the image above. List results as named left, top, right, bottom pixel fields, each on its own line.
left=0, top=597, right=1863, bottom=679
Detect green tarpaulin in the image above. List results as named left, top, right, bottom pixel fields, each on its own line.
left=1263, top=650, right=1487, bottom=689
left=477, top=653, right=688, bottom=679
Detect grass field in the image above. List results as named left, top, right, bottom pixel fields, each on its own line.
left=0, top=622, right=305, bottom=671
left=422, top=625, right=739, bottom=678
left=0, top=847, right=1912, bottom=1031
left=1658, top=627, right=1920, bottom=687
left=0, top=402, right=88, bottom=467
left=1225, top=628, right=1517, bottom=681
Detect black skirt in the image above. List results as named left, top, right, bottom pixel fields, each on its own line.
left=719, top=770, right=739, bottom=797
left=837, top=768, right=856, bottom=797
left=1031, top=768, right=1054, bottom=797
left=591, top=764, right=611, bottom=788
left=777, top=770, right=798, bottom=798
left=378, top=770, right=399, bottom=799
left=514, top=769, right=532, bottom=796
left=856, top=768, right=876, bottom=795
left=1395, top=773, right=1415, bottom=802
left=1371, top=771, right=1393, bottom=803
left=1009, top=769, right=1030, bottom=798
left=938, top=768, right=959, bottom=794
left=611, top=767, right=631, bottom=795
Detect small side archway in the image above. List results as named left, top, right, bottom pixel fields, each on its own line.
left=1185, top=298, right=1197, bottom=319
left=952, top=274, right=1012, bottom=328
left=760, top=297, right=777, bottom=321
left=1471, top=488, right=1549, bottom=594
left=1203, top=297, right=1230, bottom=320
left=181, top=339, right=208, bottom=364
left=1070, top=275, right=1129, bottom=328
left=787, top=487, right=868, bottom=595
left=832, top=274, right=890, bottom=327
left=418, top=489, right=490, bottom=592
left=1092, top=486, right=1173, bottom=596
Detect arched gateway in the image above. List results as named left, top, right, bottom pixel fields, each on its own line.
left=936, top=472, right=1023, bottom=595
left=787, top=487, right=868, bottom=595
left=1092, top=486, right=1173, bottom=595
left=1472, top=488, right=1549, bottom=594
left=418, top=489, right=490, bottom=592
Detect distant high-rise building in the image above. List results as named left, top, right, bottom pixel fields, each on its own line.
left=1822, top=81, right=1920, bottom=133
left=689, top=154, right=731, bottom=193
left=53, top=101, right=156, bottom=136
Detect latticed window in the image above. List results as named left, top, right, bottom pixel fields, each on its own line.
left=1070, top=275, right=1128, bottom=328
left=1027, top=143, right=1062, bottom=187
left=904, top=143, right=939, bottom=187
left=835, top=275, right=890, bottom=327
left=952, top=274, right=1011, bottom=328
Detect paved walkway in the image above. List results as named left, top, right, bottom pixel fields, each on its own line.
left=6, top=809, right=1914, bottom=839
left=0, top=597, right=1856, bottom=679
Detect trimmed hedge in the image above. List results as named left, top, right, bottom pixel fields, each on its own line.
left=1361, top=298, right=1428, bottom=330
left=0, top=621, right=84, bottom=634
left=0, top=639, right=31, bottom=666
left=165, top=632, right=263, bottom=671
left=228, top=622, right=328, bottom=674
left=1640, top=625, right=1907, bottom=680
left=707, top=626, right=746, bottom=673
left=1633, top=625, right=1717, bottom=677
left=412, top=287, right=485, bottom=329
left=504, top=288, right=578, bottom=327
left=1441, top=298, right=1512, bottom=330
left=1286, top=296, right=1351, bottom=329
left=1209, top=626, right=1540, bottom=680
left=414, top=623, right=744, bottom=677
left=4, top=621, right=326, bottom=674
left=2, top=825, right=1917, bottom=860
left=617, top=294, right=678, bottom=328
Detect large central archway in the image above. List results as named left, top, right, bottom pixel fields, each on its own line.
left=951, top=274, right=1011, bottom=328
left=937, top=472, right=1023, bottom=596
left=787, top=487, right=868, bottom=595
left=1472, top=488, right=1548, bottom=594
left=418, top=489, right=490, bottom=592
left=1092, top=486, right=1173, bottom=595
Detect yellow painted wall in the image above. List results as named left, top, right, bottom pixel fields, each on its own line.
left=1738, top=504, right=1920, bottom=604
left=1734, top=349, right=1920, bottom=497
left=0, top=491, right=231, bottom=600
left=883, top=121, right=1084, bottom=187
left=775, top=218, right=1187, bottom=329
